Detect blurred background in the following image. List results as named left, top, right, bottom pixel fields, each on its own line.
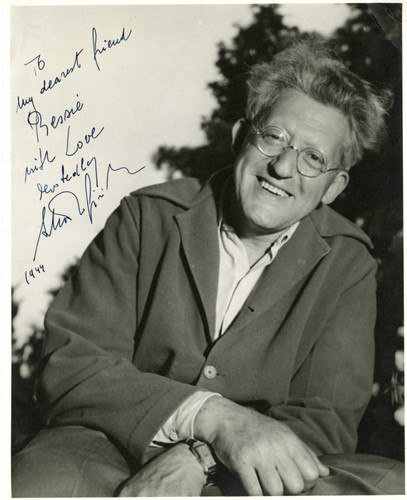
left=12, top=3, right=403, bottom=461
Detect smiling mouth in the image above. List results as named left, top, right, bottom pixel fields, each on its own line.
left=258, top=177, right=291, bottom=198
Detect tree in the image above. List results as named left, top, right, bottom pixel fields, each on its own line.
left=152, top=3, right=404, bottom=461
left=153, top=4, right=402, bottom=227
left=12, top=261, right=79, bottom=454
left=153, top=5, right=300, bottom=178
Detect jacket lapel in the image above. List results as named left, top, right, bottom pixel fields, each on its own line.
left=230, top=215, right=331, bottom=332
left=174, top=192, right=220, bottom=340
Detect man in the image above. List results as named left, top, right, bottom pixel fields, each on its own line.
left=12, top=41, right=404, bottom=496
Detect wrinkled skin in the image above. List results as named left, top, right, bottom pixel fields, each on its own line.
left=118, top=443, right=206, bottom=497
left=194, top=397, right=330, bottom=496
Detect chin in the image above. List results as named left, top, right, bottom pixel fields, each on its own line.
left=246, top=214, right=284, bottom=235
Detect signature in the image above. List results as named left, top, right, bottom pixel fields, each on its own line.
left=106, top=164, right=145, bottom=190
left=33, top=190, right=85, bottom=261
left=33, top=161, right=146, bottom=261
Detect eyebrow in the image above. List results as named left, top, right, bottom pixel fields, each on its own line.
left=263, top=122, right=331, bottom=161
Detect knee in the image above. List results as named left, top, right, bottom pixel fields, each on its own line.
left=12, top=446, right=81, bottom=497
left=12, top=426, right=131, bottom=497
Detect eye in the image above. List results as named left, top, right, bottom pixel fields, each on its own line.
left=261, top=127, right=286, bottom=146
left=303, top=149, right=325, bottom=167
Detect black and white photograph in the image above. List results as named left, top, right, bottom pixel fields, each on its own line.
left=10, top=2, right=404, bottom=496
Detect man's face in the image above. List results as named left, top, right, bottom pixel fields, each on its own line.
left=233, top=89, right=350, bottom=238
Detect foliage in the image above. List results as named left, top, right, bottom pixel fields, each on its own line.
left=153, top=3, right=404, bottom=460
left=12, top=4, right=403, bottom=461
left=153, top=5, right=301, bottom=178
left=11, top=262, right=79, bottom=455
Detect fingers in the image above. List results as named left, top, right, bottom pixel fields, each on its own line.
left=237, top=465, right=285, bottom=496
left=303, top=444, right=330, bottom=477
left=275, top=459, right=305, bottom=495
left=231, top=447, right=329, bottom=496
left=257, top=465, right=285, bottom=496
left=236, top=467, right=264, bottom=496
left=244, top=447, right=314, bottom=496
left=287, top=443, right=329, bottom=493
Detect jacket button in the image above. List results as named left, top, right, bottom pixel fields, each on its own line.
left=203, top=365, right=217, bottom=379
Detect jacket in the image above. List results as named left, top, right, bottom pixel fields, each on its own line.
left=38, top=170, right=377, bottom=466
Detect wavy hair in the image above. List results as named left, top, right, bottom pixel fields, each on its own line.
left=246, top=40, right=393, bottom=169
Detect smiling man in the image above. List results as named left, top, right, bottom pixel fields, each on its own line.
left=12, top=41, right=404, bottom=496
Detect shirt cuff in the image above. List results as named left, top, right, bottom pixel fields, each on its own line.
left=151, top=391, right=222, bottom=446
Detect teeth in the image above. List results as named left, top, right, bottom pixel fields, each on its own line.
left=260, top=180, right=290, bottom=198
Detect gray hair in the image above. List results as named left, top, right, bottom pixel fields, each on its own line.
left=246, top=40, right=393, bottom=169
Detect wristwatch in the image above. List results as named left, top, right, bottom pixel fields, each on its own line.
left=187, top=440, right=218, bottom=485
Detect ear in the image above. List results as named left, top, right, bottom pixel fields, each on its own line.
left=231, top=118, right=249, bottom=155
left=321, top=170, right=349, bottom=205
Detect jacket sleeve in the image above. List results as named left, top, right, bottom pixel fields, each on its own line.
left=37, top=197, right=198, bottom=466
left=267, top=249, right=377, bottom=455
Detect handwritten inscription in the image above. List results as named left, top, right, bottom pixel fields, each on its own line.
left=27, top=97, right=84, bottom=143
left=24, top=54, right=45, bottom=76
left=17, top=24, right=145, bottom=284
left=16, top=95, right=36, bottom=113
left=25, top=147, right=56, bottom=183
left=24, top=264, right=45, bottom=285
left=92, top=27, right=133, bottom=71
left=65, top=125, right=104, bottom=157
left=33, top=161, right=145, bottom=260
left=40, top=49, right=84, bottom=94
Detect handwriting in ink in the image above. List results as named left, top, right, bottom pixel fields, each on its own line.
left=25, top=264, right=45, bottom=285
left=16, top=95, right=36, bottom=114
left=40, top=49, right=83, bottom=94
left=33, top=160, right=146, bottom=260
left=27, top=98, right=84, bottom=143
left=27, top=109, right=49, bottom=143
left=106, top=164, right=145, bottom=190
left=50, top=97, right=84, bottom=130
left=37, top=182, right=59, bottom=201
left=65, top=125, right=104, bottom=157
left=92, top=27, right=133, bottom=71
left=33, top=191, right=85, bottom=261
left=60, top=156, right=98, bottom=184
left=24, top=54, right=45, bottom=76
left=24, top=147, right=56, bottom=183
left=84, top=172, right=97, bottom=223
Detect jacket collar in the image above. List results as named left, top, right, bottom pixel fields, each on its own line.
left=230, top=214, right=331, bottom=333
left=173, top=186, right=221, bottom=341
left=309, top=203, right=373, bottom=249
left=139, top=170, right=373, bottom=338
left=138, top=168, right=373, bottom=249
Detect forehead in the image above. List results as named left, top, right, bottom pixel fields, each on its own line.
left=264, top=89, right=350, bottom=155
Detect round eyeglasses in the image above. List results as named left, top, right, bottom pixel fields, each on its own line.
left=252, top=124, right=341, bottom=178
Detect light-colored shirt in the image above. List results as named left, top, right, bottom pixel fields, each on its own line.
left=151, top=219, right=299, bottom=445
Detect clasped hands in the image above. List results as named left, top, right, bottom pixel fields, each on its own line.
left=118, top=397, right=329, bottom=496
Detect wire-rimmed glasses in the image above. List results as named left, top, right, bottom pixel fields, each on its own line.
left=251, top=124, right=341, bottom=178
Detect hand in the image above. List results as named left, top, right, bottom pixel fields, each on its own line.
left=118, top=442, right=206, bottom=497
left=194, top=397, right=329, bottom=496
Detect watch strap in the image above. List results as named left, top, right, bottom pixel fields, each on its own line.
left=187, top=440, right=218, bottom=484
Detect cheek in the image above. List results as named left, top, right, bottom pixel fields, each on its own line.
left=298, top=179, right=332, bottom=206
left=234, top=157, right=252, bottom=191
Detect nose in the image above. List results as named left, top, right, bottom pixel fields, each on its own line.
left=267, top=146, right=297, bottom=179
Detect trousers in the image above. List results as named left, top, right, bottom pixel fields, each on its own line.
left=12, top=425, right=405, bottom=497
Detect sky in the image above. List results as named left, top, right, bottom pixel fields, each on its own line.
left=10, top=3, right=353, bottom=345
